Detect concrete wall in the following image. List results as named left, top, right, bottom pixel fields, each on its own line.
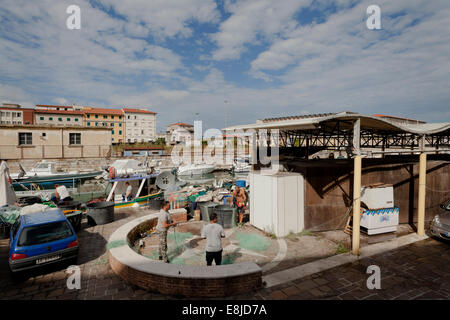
left=288, top=157, right=450, bottom=231
left=0, top=126, right=112, bottom=160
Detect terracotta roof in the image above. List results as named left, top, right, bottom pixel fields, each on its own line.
left=123, top=146, right=164, bottom=150
left=34, top=109, right=84, bottom=115
left=83, top=108, right=123, bottom=115
left=122, top=108, right=156, bottom=114
left=0, top=107, right=34, bottom=112
left=36, top=104, right=75, bottom=109
left=168, top=122, right=193, bottom=127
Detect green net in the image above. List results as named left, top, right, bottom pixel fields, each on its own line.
left=235, top=232, right=270, bottom=252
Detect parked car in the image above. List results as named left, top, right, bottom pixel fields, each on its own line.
left=430, top=201, right=450, bottom=241
left=9, top=209, right=79, bottom=279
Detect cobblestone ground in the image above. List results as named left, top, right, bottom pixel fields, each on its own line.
left=0, top=208, right=449, bottom=300
left=254, top=237, right=450, bottom=300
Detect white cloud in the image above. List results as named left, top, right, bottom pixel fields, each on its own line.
left=212, top=0, right=312, bottom=60
left=96, top=0, right=220, bottom=38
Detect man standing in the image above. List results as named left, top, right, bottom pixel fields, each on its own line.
left=156, top=201, right=177, bottom=263
left=201, top=212, right=225, bottom=266
left=232, top=186, right=247, bottom=227
left=123, top=182, right=133, bottom=201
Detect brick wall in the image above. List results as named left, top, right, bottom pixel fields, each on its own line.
left=109, top=252, right=262, bottom=297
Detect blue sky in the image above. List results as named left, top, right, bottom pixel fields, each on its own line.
left=0, top=0, right=449, bottom=132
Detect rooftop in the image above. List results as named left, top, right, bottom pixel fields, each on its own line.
left=167, top=122, right=193, bottom=127
left=34, top=109, right=84, bottom=115
left=83, top=108, right=123, bottom=115
left=122, top=108, right=156, bottom=114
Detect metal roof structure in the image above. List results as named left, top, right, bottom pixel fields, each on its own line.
left=223, top=111, right=450, bottom=153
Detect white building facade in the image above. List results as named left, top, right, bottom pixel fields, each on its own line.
left=166, top=123, right=194, bottom=146
left=122, top=108, right=157, bottom=143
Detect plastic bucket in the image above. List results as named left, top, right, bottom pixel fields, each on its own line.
left=213, top=205, right=237, bottom=228
left=58, top=200, right=81, bottom=211
left=86, top=201, right=115, bottom=225
left=199, top=202, right=218, bottom=222
left=236, top=180, right=246, bottom=188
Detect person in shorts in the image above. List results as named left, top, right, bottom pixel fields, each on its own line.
left=201, top=212, right=225, bottom=266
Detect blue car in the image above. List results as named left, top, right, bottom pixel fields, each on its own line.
left=9, top=209, right=79, bottom=277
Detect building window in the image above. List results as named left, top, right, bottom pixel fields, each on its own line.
left=103, top=115, right=107, bottom=119
left=75, top=118, right=79, bottom=122
left=112, top=130, right=115, bottom=134
left=40, top=117, right=44, bottom=120
left=102, top=122, right=107, bottom=127
left=112, top=116, right=115, bottom=119
left=87, top=115, right=90, bottom=118
left=58, top=118, right=62, bottom=121
left=119, top=123, right=122, bottom=127
left=18, top=132, right=32, bottom=145
left=87, top=122, right=90, bottom=126
left=49, top=117, right=53, bottom=121
left=67, top=118, right=71, bottom=121
left=110, top=123, right=114, bottom=127
left=69, top=133, right=81, bottom=145
left=95, top=115, right=98, bottom=119
left=95, top=122, right=99, bottom=127
left=119, top=130, right=122, bottom=135
left=119, top=116, right=122, bottom=119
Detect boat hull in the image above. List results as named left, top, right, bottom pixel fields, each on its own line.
left=12, top=171, right=104, bottom=191
left=114, top=191, right=163, bottom=209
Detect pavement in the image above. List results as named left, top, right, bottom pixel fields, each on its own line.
left=1, top=208, right=449, bottom=300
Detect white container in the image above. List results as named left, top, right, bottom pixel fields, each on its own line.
left=361, top=184, right=394, bottom=210
left=360, top=207, right=399, bottom=235
left=249, top=172, right=304, bottom=237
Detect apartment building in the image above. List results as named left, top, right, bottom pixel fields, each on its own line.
left=34, top=109, right=84, bottom=126
left=83, top=107, right=124, bottom=143
left=166, top=122, right=194, bottom=146
left=122, top=108, right=157, bottom=143
left=0, top=104, right=34, bottom=125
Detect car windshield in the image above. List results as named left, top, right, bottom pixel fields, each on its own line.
left=18, top=221, right=73, bottom=246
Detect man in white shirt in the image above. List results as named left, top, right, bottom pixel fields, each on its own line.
left=156, top=201, right=177, bottom=263
left=201, top=212, right=225, bottom=266
left=123, top=182, right=133, bottom=201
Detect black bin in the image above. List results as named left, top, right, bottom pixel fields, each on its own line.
left=58, top=200, right=81, bottom=211
left=66, top=210, right=83, bottom=232
left=213, top=205, right=237, bottom=228
left=86, top=201, right=115, bottom=225
left=149, top=196, right=164, bottom=210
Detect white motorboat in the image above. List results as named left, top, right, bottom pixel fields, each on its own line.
left=232, top=157, right=251, bottom=173
left=177, top=163, right=216, bottom=176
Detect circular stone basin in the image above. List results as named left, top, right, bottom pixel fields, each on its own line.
left=107, top=213, right=263, bottom=297
left=134, top=221, right=280, bottom=267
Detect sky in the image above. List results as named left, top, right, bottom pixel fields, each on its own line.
left=0, top=0, right=449, bottom=132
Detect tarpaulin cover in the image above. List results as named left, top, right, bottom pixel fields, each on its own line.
left=0, top=161, right=17, bottom=207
